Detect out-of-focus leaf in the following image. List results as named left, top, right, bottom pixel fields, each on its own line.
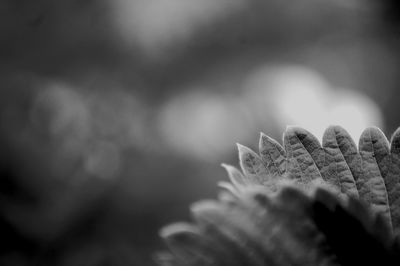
left=312, top=188, right=396, bottom=266
left=190, top=200, right=266, bottom=266
left=283, top=127, right=323, bottom=186
left=160, top=183, right=400, bottom=266
left=217, top=181, right=240, bottom=197
left=160, top=223, right=209, bottom=264
left=237, top=144, right=270, bottom=186
left=154, top=252, right=182, bottom=266
left=386, top=128, right=400, bottom=234
left=259, top=133, right=286, bottom=176
left=267, top=187, right=330, bottom=263
left=217, top=190, right=238, bottom=204
left=241, top=187, right=332, bottom=266
left=221, top=163, right=248, bottom=187
left=153, top=251, right=182, bottom=266
left=190, top=188, right=338, bottom=266
left=357, top=127, right=391, bottom=223
left=321, top=126, right=359, bottom=198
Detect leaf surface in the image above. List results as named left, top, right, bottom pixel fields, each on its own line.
left=357, top=127, right=391, bottom=223
left=321, top=126, right=359, bottom=198
left=238, top=144, right=269, bottom=184
left=283, top=127, right=323, bottom=187
left=386, top=128, right=400, bottom=234
left=259, top=133, right=286, bottom=176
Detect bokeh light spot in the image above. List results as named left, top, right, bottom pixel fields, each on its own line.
left=244, top=65, right=383, bottom=141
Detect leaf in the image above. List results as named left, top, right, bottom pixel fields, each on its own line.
left=283, top=127, right=323, bottom=187
left=153, top=252, right=182, bottom=266
left=386, top=128, right=400, bottom=234
left=357, top=127, right=391, bottom=223
left=259, top=132, right=286, bottom=176
left=312, top=188, right=396, bottom=266
left=159, top=126, right=400, bottom=266
left=160, top=184, right=400, bottom=266
left=160, top=223, right=209, bottom=264
left=270, top=187, right=324, bottom=248
left=161, top=220, right=246, bottom=266
left=246, top=187, right=332, bottom=266
left=237, top=191, right=302, bottom=266
left=217, top=190, right=238, bottom=204
left=321, top=126, right=359, bottom=198
left=327, top=126, right=363, bottom=182
left=221, top=163, right=248, bottom=187
left=193, top=188, right=335, bottom=266
left=190, top=200, right=267, bottom=266
left=237, top=144, right=270, bottom=185
left=217, top=181, right=239, bottom=197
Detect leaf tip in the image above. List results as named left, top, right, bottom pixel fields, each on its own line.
left=236, top=143, right=255, bottom=156
left=220, top=162, right=228, bottom=169
left=390, top=127, right=400, bottom=153
left=190, top=200, right=219, bottom=217
left=259, top=131, right=266, bottom=138
left=259, top=131, right=275, bottom=143
left=285, top=125, right=297, bottom=132
left=359, top=126, right=389, bottom=150
left=390, top=127, right=400, bottom=142
left=236, top=142, right=246, bottom=150
left=159, top=222, right=196, bottom=239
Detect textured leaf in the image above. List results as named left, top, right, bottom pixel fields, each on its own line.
left=326, top=126, right=363, bottom=182
left=283, top=127, right=323, bottom=187
left=321, top=126, right=359, bottom=198
left=259, top=133, right=286, bottom=176
left=386, top=128, right=400, bottom=234
left=357, top=127, right=391, bottom=223
left=159, top=125, right=400, bottom=266
left=237, top=144, right=271, bottom=186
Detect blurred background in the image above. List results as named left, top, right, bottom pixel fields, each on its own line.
left=1, top=0, right=400, bottom=265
